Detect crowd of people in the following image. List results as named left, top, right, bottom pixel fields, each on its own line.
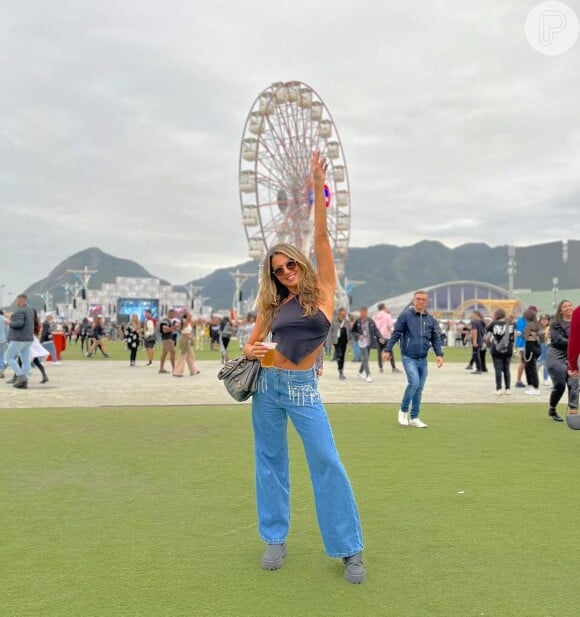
left=454, top=302, right=579, bottom=421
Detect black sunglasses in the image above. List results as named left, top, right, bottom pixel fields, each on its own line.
left=272, top=259, right=298, bottom=277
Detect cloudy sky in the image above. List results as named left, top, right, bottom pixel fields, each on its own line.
left=2, top=0, right=580, bottom=301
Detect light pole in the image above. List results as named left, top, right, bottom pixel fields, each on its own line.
left=186, top=284, right=204, bottom=310
left=507, top=246, right=517, bottom=296
left=229, top=269, right=256, bottom=319
left=552, top=277, right=559, bottom=310
left=344, top=277, right=365, bottom=311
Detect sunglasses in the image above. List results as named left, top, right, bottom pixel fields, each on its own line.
left=272, top=259, right=298, bottom=277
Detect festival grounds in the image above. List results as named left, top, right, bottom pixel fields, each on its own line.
left=2, top=347, right=579, bottom=616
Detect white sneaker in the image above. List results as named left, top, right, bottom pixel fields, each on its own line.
left=504, top=389, right=511, bottom=396
left=494, top=389, right=503, bottom=396
left=357, top=372, right=365, bottom=380
left=524, top=388, right=540, bottom=396
left=366, top=375, right=372, bottom=382
left=398, top=410, right=409, bottom=426
left=409, top=417, right=428, bottom=428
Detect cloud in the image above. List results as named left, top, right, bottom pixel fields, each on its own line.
left=1, top=0, right=580, bottom=301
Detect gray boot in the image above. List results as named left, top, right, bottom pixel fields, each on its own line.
left=13, top=374, right=28, bottom=389
left=343, top=552, right=366, bottom=584
left=261, top=543, right=287, bottom=570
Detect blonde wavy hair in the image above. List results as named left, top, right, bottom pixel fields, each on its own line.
left=256, top=243, right=324, bottom=340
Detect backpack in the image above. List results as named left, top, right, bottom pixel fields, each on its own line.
left=495, top=324, right=511, bottom=354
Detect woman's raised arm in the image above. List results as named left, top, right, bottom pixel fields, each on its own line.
left=312, top=151, right=335, bottom=295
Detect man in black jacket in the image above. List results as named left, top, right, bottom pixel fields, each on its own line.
left=384, top=291, right=444, bottom=427
left=5, top=294, right=35, bottom=389
left=351, top=306, right=383, bottom=383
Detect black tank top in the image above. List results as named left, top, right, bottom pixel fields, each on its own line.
left=271, top=296, right=330, bottom=365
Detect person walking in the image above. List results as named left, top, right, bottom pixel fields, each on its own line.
left=40, top=313, right=58, bottom=364
left=4, top=294, right=35, bottom=389
left=373, top=303, right=400, bottom=373
left=219, top=315, right=233, bottom=364
left=86, top=316, right=110, bottom=358
left=158, top=309, right=178, bottom=374
left=486, top=308, right=514, bottom=395
left=79, top=317, right=90, bottom=354
left=173, top=312, right=200, bottom=377
left=514, top=306, right=537, bottom=388
left=469, top=310, right=486, bottom=374
left=242, top=152, right=365, bottom=584
left=383, top=290, right=444, bottom=428
left=31, top=309, right=49, bottom=384
left=538, top=313, right=551, bottom=386
left=351, top=307, right=382, bottom=382
left=143, top=310, right=156, bottom=366
left=522, top=308, right=541, bottom=396
left=546, top=300, right=578, bottom=421
left=0, top=310, right=7, bottom=379
left=330, top=307, right=349, bottom=380
left=125, top=313, right=142, bottom=366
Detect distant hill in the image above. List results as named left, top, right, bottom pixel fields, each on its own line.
left=21, top=247, right=168, bottom=311
left=183, top=241, right=513, bottom=308
left=18, top=240, right=580, bottom=312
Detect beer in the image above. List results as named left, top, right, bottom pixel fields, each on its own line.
left=260, top=342, right=278, bottom=367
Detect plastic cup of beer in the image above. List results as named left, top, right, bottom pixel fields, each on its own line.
left=260, top=342, right=278, bottom=367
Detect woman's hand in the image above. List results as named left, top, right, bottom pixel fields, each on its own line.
left=312, top=150, right=327, bottom=183
left=246, top=342, right=268, bottom=360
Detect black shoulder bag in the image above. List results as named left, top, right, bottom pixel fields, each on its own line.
left=217, top=356, right=261, bottom=402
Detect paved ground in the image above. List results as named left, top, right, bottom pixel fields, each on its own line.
left=0, top=358, right=552, bottom=409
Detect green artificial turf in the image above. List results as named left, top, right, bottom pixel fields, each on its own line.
left=2, top=403, right=576, bottom=617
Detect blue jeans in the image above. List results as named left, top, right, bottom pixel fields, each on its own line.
left=251, top=367, right=363, bottom=558
left=5, top=340, right=33, bottom=378
left=42, top=340, right=57, bottom=361
left=401, top=356, right=429, bottom=419
left=0, top=341, right=7, bottom=371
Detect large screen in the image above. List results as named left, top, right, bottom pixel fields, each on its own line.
left=116, top=298, right=159, bottom=323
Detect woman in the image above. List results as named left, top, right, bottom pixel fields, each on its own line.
left=173, top=312, right=199, bottom=377
left=219, top=316, right=233, bottom=364
left=486, top=308, right=514, bottom=395
left=468, top=311, right=486, bottom=374
left=522, top=308, right=541, bottom=395
left=79, top=317, right=90, bottom=353
left=242, top=152, right=365, bottom=584
left=86, top=316, right=110, bottom=358
left=546, top=299, right=578, bottom=421
left=125, top=313, right=142, bottom=367
left=538, top=313, right=551, bottom=386
left=31, top=309, right=49, bottom=384
left=40, top=313, right=58, bottom=363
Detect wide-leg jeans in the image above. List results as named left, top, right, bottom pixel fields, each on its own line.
left=251, top=367, right=363, bottom=558
left=401, top=356, right=429, bottom=419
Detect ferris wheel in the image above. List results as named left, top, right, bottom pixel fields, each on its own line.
left=239, top=81, right=351, bottom=283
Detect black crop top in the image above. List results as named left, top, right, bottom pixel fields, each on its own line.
left=271, top=296, right=330, bottom=365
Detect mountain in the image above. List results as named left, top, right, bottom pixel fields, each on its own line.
left=21, top=247, right=168, bottom=311
left=184, top=240, right=513, bottom=309
left=18, top=240, right=580, bottom=312
left=343, top=241, right=510, bottom=306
